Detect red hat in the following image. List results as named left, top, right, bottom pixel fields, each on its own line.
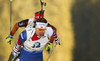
left=34, top=10, right=44, bottom=21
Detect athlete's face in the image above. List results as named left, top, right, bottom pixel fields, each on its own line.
left=35, top=28, right=46, bottom=37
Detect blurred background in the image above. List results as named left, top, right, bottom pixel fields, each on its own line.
left=0, top=0, right=100, bottom=61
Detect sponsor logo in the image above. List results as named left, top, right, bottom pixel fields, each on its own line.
left=31, top=42, right=40, bottom=48
left=21, top=33, right=24, bottom=39
left=19, top=22, right=24, bottom=26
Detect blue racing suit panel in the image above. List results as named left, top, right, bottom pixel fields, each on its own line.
left=19, top=30, right=27, bottom=43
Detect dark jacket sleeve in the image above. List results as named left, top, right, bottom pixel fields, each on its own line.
left=10, top=19, right=29, bottom=36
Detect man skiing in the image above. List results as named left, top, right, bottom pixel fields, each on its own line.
left=6, top=10, right=60, bottom=52
left=8, top=18, right=59, bottom=61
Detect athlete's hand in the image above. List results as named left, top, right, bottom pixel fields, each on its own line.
left=6, top=34, right=13, bottom=43
left=46, top=42, right=53, bottom=52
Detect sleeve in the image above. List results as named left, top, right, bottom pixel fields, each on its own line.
left=47, top=23, right=57, bottom=32
left=47, top=23, right=58, bottom=43
left=46, top=27, right=53, bottom=38
left=16, top=30, right=27, bottom=45
left=10, top=19, right=29, bottom=36
left=47, top=23, right=58, bottom=39
left=52, top=32, right=59, bottom=40
left=18, top=19, right=28, bottom=27
left=19, top=30, right=27, bottom=43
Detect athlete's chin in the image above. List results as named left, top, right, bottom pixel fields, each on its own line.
left=39, top=34, right=43, bottom=37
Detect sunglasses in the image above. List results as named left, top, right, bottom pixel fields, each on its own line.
left=36, top=28, right=47, bottom=31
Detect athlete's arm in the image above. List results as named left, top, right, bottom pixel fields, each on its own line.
left=10, top=19, right=28, bottom=36
left=17, top=30, right=27, bottom=45
left=47, top=23, right=59, bottom=43
left=6, top=19, right=29, bottom=43
left=12, top=30, right=27, bottom=56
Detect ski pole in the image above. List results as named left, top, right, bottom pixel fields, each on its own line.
left=9, top=0, right=13, bottom=44
left=11, top=52, right=20, bottom=61
left=11, top=56, right=16, bottom=61
left=46, top=44, right=57, bottom=61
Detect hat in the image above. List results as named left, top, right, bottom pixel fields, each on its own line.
left=36, top=22, right=48, bottom=29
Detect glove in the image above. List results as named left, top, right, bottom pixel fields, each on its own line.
left=55, top=37, right=60, bottom=45
left=12, top=44, right=20, bottom=57
left=46, top=42, right=53, bottom=52
left=6, top=34, right=13, bottom=43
